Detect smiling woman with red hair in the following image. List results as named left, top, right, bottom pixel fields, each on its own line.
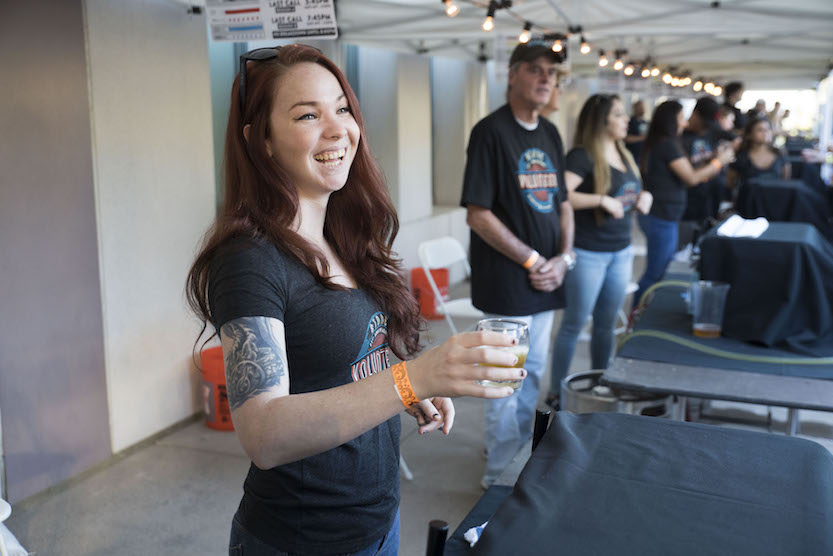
left=186, top=44, right=521, bottom=555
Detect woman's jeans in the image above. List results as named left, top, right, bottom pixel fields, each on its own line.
left=483, top=310, right=555, bottom=485
left=549, top=246, right=634, bottom=398
left=635, top=214, right=678, bottom=305
left=229, top=509, right=400, bottom=556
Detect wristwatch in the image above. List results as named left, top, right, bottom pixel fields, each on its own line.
left=560, top=252, right=576, bottom=271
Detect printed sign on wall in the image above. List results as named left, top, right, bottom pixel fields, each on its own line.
left=207, top=0, right=337, bottom=42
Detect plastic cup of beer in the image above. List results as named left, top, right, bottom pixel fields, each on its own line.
left=475, top=318, right=529, bottom=390
left=690, top=281, right=730, bottom=338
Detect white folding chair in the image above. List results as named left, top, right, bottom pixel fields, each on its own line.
left=1, top=498, right=12, bottom=556
left=417, top=237, right=484, bottom=334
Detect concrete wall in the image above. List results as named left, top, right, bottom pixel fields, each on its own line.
left=85, top=0, right=216, bottom=452
left=0, top=0, right=110, bottom=503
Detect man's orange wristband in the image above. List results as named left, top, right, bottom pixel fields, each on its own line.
left=392, top=362, right=419, bottom=408
left=522, top=250, right=540, bottom=270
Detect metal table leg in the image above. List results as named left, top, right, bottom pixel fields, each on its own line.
left=675, top=396, right=687, bottom=421
left=787, top=408, right=800, bottom=436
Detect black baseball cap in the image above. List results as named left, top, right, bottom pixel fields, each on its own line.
left=509, top=40, right=563, bottom=66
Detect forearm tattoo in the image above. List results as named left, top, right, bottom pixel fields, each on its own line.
left=221, top=318, right=286, bottom=410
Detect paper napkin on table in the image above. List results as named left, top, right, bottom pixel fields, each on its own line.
left=464, top=521, right=488, bottom=547
left=717, top=214, right=769, bottom=238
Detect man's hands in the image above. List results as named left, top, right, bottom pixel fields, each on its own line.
left=528, top=255, right=568, bottom=292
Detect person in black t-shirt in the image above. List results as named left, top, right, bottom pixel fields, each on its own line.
left=460, top=40, right=574, bottom=489
left=186, top=45, right=523, bottom=556
left=625, top=99, right=649, bottom=163
left=746, top=99, right=767, bottom=123
left=548, top=94, right=653, bottom=405
left=728, top=118, right=791, bottom=189
left=680, top=97, right=733, bottom=243
left=723, top=81, right=746, bottom=133
left=634, top=101, right=735, bottom=305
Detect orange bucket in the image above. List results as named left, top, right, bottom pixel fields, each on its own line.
left=200, top=346, right=234, bottom=431
left=411, top=268, right=449, bottom=320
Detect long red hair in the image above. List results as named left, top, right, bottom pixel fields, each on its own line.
left=187, top=45, right=422, bottom=358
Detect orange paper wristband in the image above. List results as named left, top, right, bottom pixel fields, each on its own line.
left=709, top=158, right=723, bottom=171
left=392, top=362, right=420, bottom=408
left=522, top=250, right=540, bottom=270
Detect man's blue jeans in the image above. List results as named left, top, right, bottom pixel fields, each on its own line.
left=549, top=246, right=634, bottom=398
left=483, top=309, right=554, bottom=485
left=635, top=213, right=679, bottom=305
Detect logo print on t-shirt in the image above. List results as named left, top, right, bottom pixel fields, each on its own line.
left=516, top=148, right=559, bottom=213
left=351, top=312, right=391, bottom=382
left=615, top=180, right=641, bottom=212
left=689, top=138, right=713, bottom=168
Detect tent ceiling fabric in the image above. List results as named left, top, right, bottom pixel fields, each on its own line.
left=337, top=0, right=833, bottom=89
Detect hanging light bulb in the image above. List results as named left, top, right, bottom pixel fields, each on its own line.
left=624, top=64, right=634, bottom=76
left=681, top=76, right=691, bottom=86
left=662, top=72, right=672, bottom=84
left=580, top=36, right=590, bottom=55
left=641, top=67, right=651, bottom=78
left=671, top=77, right=680, bottom=87
left=613, top=57, right=624, bottom=71
left=518, top=21, right=532, bottom=43
left=713, top=86, right=723, bottom=96
left=598, top=50, right=608, bottom=67
left=552, top=39, right=563, bottom=53
left=651, top=66, right=660, bottom=77
left=442, top=0, right=459, bottom=17
left=482, top=3, right=495, bottom=31
left=693, top=80, right=703, bottom=92
left=704, top=81, right=715, bottom=94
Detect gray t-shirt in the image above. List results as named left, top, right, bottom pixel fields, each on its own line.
left=567, top=147, right=641, bottom=252
left=209, top=237, right=400, bottom=555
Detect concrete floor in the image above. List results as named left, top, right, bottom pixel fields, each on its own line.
left=5, top=237, right=833, bottom=555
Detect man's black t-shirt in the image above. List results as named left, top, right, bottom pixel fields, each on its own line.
left=731, top=149, right=787, bottom=185
left=208, top=237, right=400, bottom=555
left=643, top=138, right=687, bottom=221
left=567, top=147, right=641, bottom=252
left=460, top=104, right=568, bottom=316
left=681, top=130, right=723, bottom=221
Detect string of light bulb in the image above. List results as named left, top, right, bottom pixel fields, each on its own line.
left=438, top=1, right=725, bottom=96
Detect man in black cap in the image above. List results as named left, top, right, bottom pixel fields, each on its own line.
left=460, top=40, right=574, bottom=489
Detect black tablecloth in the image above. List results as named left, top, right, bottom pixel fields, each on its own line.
left=699, top=222, right=833, bottom=356
left=617, top=280, right=833, bottom=375
left=736, top=177, right=833, bottom=240
left=471, top=412, right=833, bottom=556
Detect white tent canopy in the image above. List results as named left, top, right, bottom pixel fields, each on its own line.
left=337, top=0, right=833, bottom=89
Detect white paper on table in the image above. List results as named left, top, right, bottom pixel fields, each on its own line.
left=716, top=214, right=769, bottom=238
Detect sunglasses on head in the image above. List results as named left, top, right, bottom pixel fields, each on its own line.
left=237, top=45, right=323, bottom=115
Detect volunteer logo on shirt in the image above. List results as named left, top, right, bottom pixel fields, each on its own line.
left=615, top=181, right=641, bottom=212
left=351, top=312, right=391, bottom=382
left=689, top=138, right=713, bottom=168
left=516, top=148, right=559, bottom=213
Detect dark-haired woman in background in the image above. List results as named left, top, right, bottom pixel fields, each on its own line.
left=186, top=44, right=522, bottom=556
left=634, top=101, right=735, bottom=304
left=546, top=94, right=652, bottom=407
left=728, top=118, right=791, bottom=189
